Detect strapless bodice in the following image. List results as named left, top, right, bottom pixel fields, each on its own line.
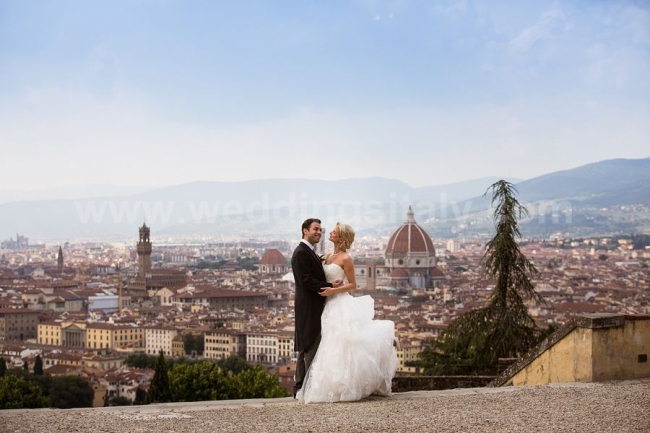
left=323, top=263, right=346, bottom=284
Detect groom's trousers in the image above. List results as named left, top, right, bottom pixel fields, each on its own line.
left=294, top=333, right=321, bottom=397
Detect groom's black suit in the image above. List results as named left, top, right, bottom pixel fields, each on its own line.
left=292, top=241, right=332, bottom=395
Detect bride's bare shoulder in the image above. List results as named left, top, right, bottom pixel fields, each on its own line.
left=341, top=252, right=353, bottom=263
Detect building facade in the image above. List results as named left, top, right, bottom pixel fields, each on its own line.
left=0, top=308, right=39, bottom=341
left=204, top=329, right=246, bottom=360
left=38, top=321, right=63, bottom=346
left=246, top=332, right=278, bottom=364
left=173, top=289, right=268, bottom=311
left=144, top=325, right=178, bottom=356
left=86, top=323, right=144, bottom=350
left=277, top=332, right=295, bottom=364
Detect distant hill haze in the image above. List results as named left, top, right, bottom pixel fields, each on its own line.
left=0, top=157, right=648, bottom=242
left=517, top=158, right=650, bottom=205
left=427, top=157, right=650, bottom=238
left=0, top=177, right=509, bottom=241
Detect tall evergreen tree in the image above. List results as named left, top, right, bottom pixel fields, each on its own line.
left=419, top=180, right=545, bottom=375
left=133, top=387, right=148, bottom=405
left=145, top=350, right=171, bottom=404
left=33, top=355, right=44, bottom=375
left=183, top=333, right=204, bottom=356
left=0, top=357, right=6, bottom=377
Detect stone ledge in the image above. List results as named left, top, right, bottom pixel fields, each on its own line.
left=576, top=313, right=625, bottom=329
left=625, top=314, right=650, bottom=321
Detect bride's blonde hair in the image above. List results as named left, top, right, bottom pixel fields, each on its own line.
left=336, top=222, right=355, bottom=251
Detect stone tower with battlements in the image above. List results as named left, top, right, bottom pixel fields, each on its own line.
left=130, top=223, right=186, bottom=299
left=137, top=223, right=152, bottom=278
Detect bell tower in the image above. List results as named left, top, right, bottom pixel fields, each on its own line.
left=57, top=246, right=64, bottom=273
left=137, top=223, right=152, bottom=278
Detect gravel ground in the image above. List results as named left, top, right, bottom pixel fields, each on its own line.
left=1, top=380, right=648, bottom=433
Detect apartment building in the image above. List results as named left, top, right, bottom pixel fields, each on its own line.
left=0, top=308, right=39, bottom=341
left=277, top=332, right=295, bottom=364
left=204, top=329, right=246, bottom=360
left=173, top=288, right=268, bottom=311
left=246, top=332, right=278, bottom=365
left=38, top=320, right=63, bottom=346
left=397, top=341, right=423, bottom=373
left=86, top=323, right=143, bottom=350
left=144, top=325, right=178, bottom=356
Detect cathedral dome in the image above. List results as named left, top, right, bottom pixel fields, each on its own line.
left=260, top=249, right=287, bottom=266
left=385, top=206, right=435, bottom=258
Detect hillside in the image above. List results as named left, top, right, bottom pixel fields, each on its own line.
left=0, top=158, right=648, bottom=241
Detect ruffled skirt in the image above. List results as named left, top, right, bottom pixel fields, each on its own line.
left=298, top=292, right=398, bottom=403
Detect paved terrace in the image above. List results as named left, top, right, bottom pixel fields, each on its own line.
left=1, top=380, right=648, bottom=433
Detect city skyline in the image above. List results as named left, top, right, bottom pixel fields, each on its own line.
left=1, top=1, right=649, bottom=191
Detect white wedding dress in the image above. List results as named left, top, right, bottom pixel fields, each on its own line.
left=298, top=263, right=398, bottom=403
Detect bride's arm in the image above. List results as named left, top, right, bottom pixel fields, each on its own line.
left=320, top=255, right=357, bottom=296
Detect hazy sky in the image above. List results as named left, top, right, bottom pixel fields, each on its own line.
left=1, top=0, right=649, bottom=190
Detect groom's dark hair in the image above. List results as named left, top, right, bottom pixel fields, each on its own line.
left=301, top=218, right=321, bottom=238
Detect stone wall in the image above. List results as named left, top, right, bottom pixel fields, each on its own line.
left=392, top=375, right=495, bottom=392
left=490, top=313, right=650, bottom=387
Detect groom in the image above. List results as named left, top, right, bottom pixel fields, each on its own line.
left=292, top=218, right=341, bottom=398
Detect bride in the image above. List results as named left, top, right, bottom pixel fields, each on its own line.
left=297, top=222, right=398, bottom=403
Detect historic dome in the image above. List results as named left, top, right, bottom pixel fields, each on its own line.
left=385, top=206, right=435, bottom=258
left=259, top=249, right=289, bottom=274
left=260, top=249, right=287, bottom=266
left=382, top=206, right=440, bottom=290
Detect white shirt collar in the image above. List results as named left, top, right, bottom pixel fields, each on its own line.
left=300, top=239, right=315, bottom=250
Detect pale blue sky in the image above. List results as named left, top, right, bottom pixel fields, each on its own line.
left=1, top=0, right=649, bottom=190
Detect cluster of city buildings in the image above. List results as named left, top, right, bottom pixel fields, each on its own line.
left=1, top=209, right=648, bottom=405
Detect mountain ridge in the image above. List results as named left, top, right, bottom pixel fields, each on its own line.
left=1, top=158, right=648, bottom=241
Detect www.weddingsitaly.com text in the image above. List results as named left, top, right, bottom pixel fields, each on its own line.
left=73, top=193, right=573, bottom=227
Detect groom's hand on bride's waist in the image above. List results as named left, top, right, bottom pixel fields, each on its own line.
left=318, top=280, right=342, bottom=297
left=319, top=287, right=337, bottom=297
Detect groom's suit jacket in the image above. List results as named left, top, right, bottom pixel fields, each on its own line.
left=292, top=242, right=332, bottom=352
